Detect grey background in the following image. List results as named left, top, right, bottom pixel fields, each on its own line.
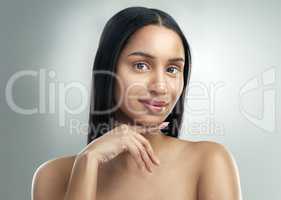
left=0, top=0, right=280, bottom=199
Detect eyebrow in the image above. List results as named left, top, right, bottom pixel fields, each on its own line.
left=127, top=51, right=185, bottom=63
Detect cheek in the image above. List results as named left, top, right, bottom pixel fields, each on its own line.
left=116, top=74, right=146, bottom=106
left=115, top=64, right=146, bottom=105
left=124, top=81, right=147, bottom=103
left=168, top=78, right=184, bottom=106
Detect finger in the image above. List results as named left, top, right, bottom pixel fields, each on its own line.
left=134, top=133, right=160, bottom=166
left=115, top=121, right=168, bottom=135
left=130, top=136, right=153, bottom=173
left=145, top=121, right=169, bottom=133
left=125, top=138, right=145, bottom=170
left=130, top=122, right=168, bottom=135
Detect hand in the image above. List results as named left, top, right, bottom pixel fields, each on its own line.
left=78, top=121, right=169, bottom=173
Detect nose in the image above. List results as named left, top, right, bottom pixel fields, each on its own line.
left=148, top=70, right=167, bottom=95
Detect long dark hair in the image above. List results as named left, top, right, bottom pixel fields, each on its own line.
left=87, top=6, right=192, bottom=145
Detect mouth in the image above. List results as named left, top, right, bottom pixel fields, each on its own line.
left=138, top=99, right=168, bottom=112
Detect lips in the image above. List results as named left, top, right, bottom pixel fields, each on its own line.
left=138, top=99, right=168, bottom=107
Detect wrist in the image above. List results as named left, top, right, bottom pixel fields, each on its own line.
left=77, top=151, right=102, bottom=166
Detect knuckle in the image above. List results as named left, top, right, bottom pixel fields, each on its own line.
left=120, top=134, right=130, bottom=142
left=135, top=147, right=142, bottom=157
left=142, top=141, right=151, bottom=150
left=143, top=152, right=149, bottom=160
left=121, top=142, right=128, bottom=151
left=120, top=124, right=126, bottom=129
left=139, top=146, right=146, bottom=154
left=120, top=124, right=129, bottom=132
left=136, top=150, right=141, bottom=158
left=116, top=124, right=125, bottom=133
left=147, top=144, right=153, bottom=152
left=143, top=139, right=150, bottom=147
left=119, top=136, right=129, bottom=148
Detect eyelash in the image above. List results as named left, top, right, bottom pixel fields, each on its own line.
left=132, top=62, right=182, bottom=74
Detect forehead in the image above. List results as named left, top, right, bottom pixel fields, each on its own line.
left=120, top=25, right=185, bottom=60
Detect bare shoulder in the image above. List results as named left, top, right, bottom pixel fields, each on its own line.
left=193, top=140, right=232, bottom=154
left=163, top=137, right=233, bottom=159
left=193, top=140, right=242, bottom=199
left=190, top=140, right=239, bottom=172
left=193, top=140, right=238, bottom=166
left=31, top=155, right=77, bottom=200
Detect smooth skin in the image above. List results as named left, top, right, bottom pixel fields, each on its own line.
left=32, top=25, right=242, bottom=200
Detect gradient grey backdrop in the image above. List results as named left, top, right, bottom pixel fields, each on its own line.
left=0, top=0, right=280, bottom=199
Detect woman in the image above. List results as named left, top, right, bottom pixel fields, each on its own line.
left=32, top=6, right=242, bottom=200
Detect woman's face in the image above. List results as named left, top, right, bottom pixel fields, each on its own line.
left=114, top=25, right=185, bottom=126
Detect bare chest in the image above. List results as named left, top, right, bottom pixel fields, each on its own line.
left=96, top=159, right=199, bottom=200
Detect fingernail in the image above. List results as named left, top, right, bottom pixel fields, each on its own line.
left=159, top=122, right=169, bottom=129
left=156, top=158, right=161, bottom=165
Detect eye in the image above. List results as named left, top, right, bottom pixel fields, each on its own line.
left=166, top=66, right=181, bottom=74
left=133, top=62, right=150, bottom=72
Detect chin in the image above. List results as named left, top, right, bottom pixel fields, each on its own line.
left=131, top=115, right=165, bottom=127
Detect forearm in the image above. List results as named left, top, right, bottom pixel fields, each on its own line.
left=64, top=153, right=100, bottom=200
